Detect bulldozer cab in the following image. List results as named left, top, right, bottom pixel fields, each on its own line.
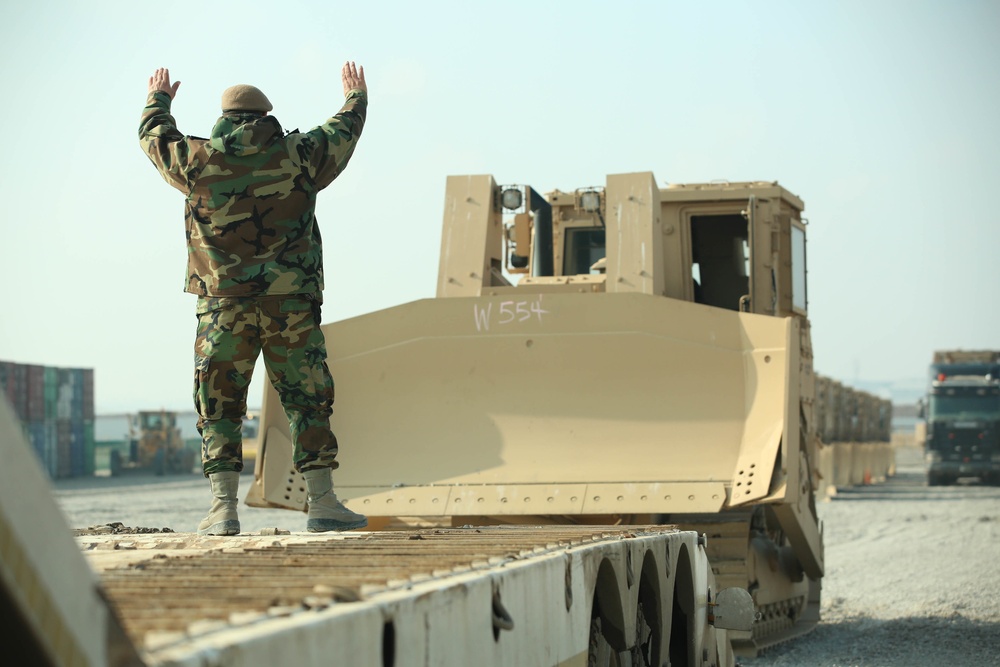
left=498, top=178, right=807, bottom=318
left=138, top=410, right=176, bottom=431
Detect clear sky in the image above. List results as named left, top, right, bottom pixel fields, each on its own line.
left=1, top=1, right=997, bottom=412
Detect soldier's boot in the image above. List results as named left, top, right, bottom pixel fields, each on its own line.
left=197, top=471, right=241, bottom=536
left=303, top=467, right=368, bottom=532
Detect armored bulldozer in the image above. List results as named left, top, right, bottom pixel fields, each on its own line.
left=248, top=173, right=875, bottom=654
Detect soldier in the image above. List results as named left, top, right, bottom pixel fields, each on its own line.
left=139, top=62, right=369, bottom=535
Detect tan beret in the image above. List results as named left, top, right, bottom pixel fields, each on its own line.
left=221, top=84, right=273, bottom=113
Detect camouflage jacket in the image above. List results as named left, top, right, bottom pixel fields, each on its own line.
left=139, top=89, right=366, bottom=297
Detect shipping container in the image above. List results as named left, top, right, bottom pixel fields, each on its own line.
left=82, top=368, right=95, bottom=420
left=71, top=369, right=85, bottom=422
left=1, top=360, right=96, bottom=479
left=25, top=365, right=45, bottom=422
left=0, top=362, right=10, bottom=408
left=71, top=420, right=86, bottom=478
left=56, top=420, right=72, bottom=479
left=2, top=362, right=28, bottom=423
left=44, top=420, right=58, bottom=479
left=28, top=421, right=46, bottom=468
left=83, top=420, right=96, bottom=475
left=44, top=367, right=58, bottom=420
left=56, top=368, right=72, bottom=421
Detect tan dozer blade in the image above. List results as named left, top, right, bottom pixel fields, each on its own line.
left=249, top=291, right=794, bottom=519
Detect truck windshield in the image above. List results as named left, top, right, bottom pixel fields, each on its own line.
left=929, top=391, right=1000, bottom=421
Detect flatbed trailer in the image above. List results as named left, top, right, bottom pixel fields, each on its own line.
left=2, top=399, right=753, bottom=667
left=80, top=526, right=743, bottom=667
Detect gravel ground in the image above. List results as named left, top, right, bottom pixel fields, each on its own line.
left=53, top=470, right=306, bottom=534
left=741, top=445, right=1000, bottom=667
left=52, top=446, right=1000, bottom=665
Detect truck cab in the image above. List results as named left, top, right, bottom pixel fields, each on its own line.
left=923, top=353, right=1000, bottom=486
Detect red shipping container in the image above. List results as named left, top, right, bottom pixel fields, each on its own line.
left=1, top=362, right=29, bottom=423
left=0, top=361, right=13, bottom=409
left=26, top=364, right=46, bottom=421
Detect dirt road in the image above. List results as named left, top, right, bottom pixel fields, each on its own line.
left=52, top=447, right=1000, bottom=665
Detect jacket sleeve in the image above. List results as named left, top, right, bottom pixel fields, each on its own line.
left=308, top=89, right=367, bottom=190
left=138, top=91, right=198, bottom=193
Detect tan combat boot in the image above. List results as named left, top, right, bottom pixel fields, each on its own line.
left=303, top=467, right=368, bottom=532
left=197, top=471, right=241, bottom=536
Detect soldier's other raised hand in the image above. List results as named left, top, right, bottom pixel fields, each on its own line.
left=342, top=61, right=367, bottom=97
left=148, top=68, right=181, bottom=99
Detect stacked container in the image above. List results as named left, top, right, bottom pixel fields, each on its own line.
left=0, top=359, right=95, bottom=479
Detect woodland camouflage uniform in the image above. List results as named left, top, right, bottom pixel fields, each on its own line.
left=139, top=87, right=366, bottom=476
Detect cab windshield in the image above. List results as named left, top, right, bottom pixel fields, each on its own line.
left=563, top=228, right=606, bottom=275
left=929, top=389, right=1000, bottom=421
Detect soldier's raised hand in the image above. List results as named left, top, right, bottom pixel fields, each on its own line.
left=148, top=68, right=181, bottom=99
left=342, top=61, right=367, bottom=97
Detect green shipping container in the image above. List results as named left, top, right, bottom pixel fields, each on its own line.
left=84, top=420, right=96, bottom=475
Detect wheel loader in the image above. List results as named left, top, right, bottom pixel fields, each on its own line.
left=248, top=172, right=855, bottom=654
left=109, top=409, right=194, bottom=476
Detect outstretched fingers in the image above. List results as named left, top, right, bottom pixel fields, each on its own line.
left=147, top=68, right=180, bottom=99
left=341, top=61, right=367, bottom=96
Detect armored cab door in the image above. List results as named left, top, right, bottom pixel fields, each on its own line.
left=689, top=201, right=753, bottom=312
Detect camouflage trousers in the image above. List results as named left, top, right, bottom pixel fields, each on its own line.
left=194, top=294, right=339, bottom=476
